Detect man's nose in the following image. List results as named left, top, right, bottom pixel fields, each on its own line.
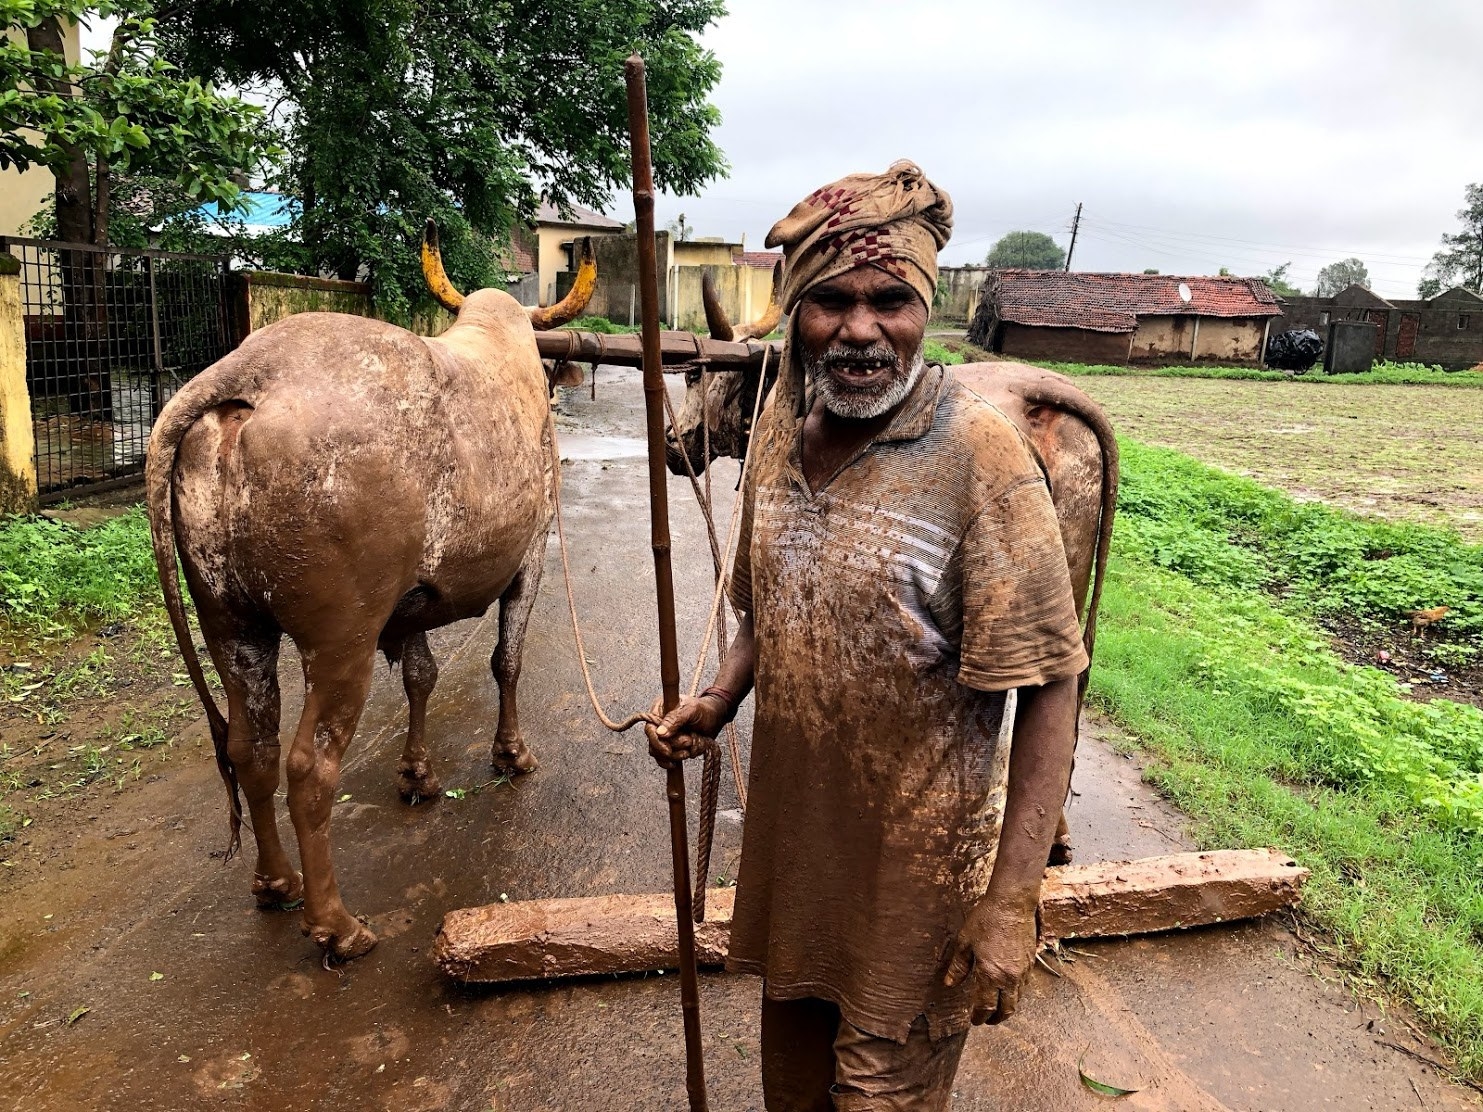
left=838, top=301, right=882, bottom=346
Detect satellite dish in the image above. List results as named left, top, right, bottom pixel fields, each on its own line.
left=1177, top=282, right=1193, bottom=303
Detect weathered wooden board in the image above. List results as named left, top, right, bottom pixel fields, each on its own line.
left=434, top=848, right=1308, bottom=984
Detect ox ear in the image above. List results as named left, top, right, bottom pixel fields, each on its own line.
left=529, top=236, right=597, bottom=330
left=422, top=219, right=466, bottom=312
left=702, top=272, right=735, bottom=341
left=735, top=260, right=783, bottom=342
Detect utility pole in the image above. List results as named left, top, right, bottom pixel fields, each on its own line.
left=1065, top=202, right=1082, bottom=271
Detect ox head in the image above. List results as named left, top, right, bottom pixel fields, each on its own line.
left=664, top=261, right=783, bottom=476
left=422, top=218, right=597, bottom=329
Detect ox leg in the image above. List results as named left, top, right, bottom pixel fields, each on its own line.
left=394, top=631, right=441, bottom=803
left=489, top=529, right=547, bottom=774
left=285, top=646, right=378, bottom=961
left=213, top=627, right=304, bottom=909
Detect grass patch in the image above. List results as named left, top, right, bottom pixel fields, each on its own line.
left=924, top=338, right=964, bottom=365
left=1099, top=439, right=1483, bottom=1076
left=1118, top=440, right=1482, bottom=651
left=1045, top=359, right=1483, bottom=387
left=0, top=509, right=161, bottom=638
left=561, top=315, right=641, bottom=334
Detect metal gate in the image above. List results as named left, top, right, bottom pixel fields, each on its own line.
left=1, top=236, right=230, bottom=501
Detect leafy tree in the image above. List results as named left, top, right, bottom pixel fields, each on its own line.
left=1314, top=257, right=1370, bottom=297
left=985, top=230, right=1065, bottom=270
left=1418, top=183, right=1483, bottom=299
left=1259, top=262, right=1302, bottom=298
left=159, top=0, right=728, bottom=319
left=1142, top=268, right=1159, bottom=274
left=0, top=1, right=274, bottom=247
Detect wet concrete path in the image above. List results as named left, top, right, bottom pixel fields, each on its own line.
left=1, top=367, right=1477, bottom=1110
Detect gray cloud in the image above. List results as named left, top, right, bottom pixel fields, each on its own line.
left=636, top=0, right=1483, bottom=299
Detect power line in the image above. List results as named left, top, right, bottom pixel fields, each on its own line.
left=1085, top=216, right=1438, bottom=265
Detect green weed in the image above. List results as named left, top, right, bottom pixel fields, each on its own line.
left=561, top=315, right=641, bottom=334
left=923, top=339, right=964, bottom=366
left=0, top=509, right=161, bottom=637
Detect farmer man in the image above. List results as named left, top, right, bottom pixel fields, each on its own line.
left=649, top=161, right=1087, bottom=1110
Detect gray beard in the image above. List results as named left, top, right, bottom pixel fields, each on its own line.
left=808, top=342, right=926, bottom=420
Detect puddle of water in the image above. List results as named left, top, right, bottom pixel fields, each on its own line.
left=558, top=434, right=647, bottom=462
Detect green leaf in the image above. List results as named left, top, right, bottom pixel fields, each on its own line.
left=1078, top=1058, right=1139, bottom=1099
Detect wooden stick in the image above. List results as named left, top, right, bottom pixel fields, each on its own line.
left=434, top=849, right=1310, bottom=984
left=536, top=328, right=779, bottom=371
left=625, top=53, right=708, bottom=1112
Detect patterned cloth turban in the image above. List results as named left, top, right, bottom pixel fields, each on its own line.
left=765, top=160, right=954, bottom=313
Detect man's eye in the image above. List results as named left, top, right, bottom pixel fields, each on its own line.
left=871, top=293, right=912, bottom=311
left=811, top=294, right=850, bottom=310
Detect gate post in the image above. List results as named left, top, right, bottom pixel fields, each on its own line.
left=0, top=253, right=39, bottom=515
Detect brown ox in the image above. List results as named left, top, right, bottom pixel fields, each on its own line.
left=145, top=225, right=594, bottom=960
left=665, top=310, right=1117, bottom=864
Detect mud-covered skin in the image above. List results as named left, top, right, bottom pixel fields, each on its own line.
left=665, top=359, right=1119, bottom=862
left=145, top=290, right=557, bottom=961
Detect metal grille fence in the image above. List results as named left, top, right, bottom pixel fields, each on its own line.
left=1, top=236, right=230, bottom=500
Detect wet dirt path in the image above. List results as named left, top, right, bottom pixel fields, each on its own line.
left=1, top=368, right=1477, bottom=1110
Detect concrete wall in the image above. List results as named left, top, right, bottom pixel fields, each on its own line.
left=673, top=241, right=738, bottom=268
left=1128, top=314, right=1266, bottom=364
left=999, top=323, right=1132, bottom=363
left=1270, top=289, right=1483, bottom=368
left=671, top=264, right=780, bottom=335
left=0, top=24, right=81, bottom=238
left=230, top=272, right=454, bottom=341
left=935, top=266, right=992, bottom=324
left=0, top=257, right=38, bottom=513
left=560, top=232, right=675, bottom=326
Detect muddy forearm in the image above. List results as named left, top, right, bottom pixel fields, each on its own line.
left=983, top=675, right=1079, bottom=913
left=707, top=613, right=756, bottom=717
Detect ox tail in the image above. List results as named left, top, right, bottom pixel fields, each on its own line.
left=144, top=379, right=243, bottom=861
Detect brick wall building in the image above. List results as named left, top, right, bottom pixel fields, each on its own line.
left=1270, top=284, right=1483, bottom=369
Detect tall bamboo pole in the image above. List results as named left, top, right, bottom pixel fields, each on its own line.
left=625, top=53, right=709, bottom=1112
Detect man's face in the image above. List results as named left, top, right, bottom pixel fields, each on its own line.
left=795, top=266, right=929, bottom=420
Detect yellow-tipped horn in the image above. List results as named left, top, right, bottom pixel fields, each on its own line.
left=422, top=218, right=465, bottom=312
left=701, top=271, right=734, bottom=341
left=529, top=236, right=597, bottom=330
left=734, top=260, right=783, bottom=342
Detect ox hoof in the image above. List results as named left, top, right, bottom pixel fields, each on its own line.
left=396, top=762, right=442, bottom=804
left=1047, top=838, right=1074, bottom=868
left=306, top=917, right=378, bottom=962
left=253, top=870, right=305, bottom=910
left=491, top=742, right=538, bottom=775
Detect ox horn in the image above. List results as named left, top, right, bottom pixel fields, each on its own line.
left=702, top=271, right=734, bottom=341
left=422, top=218, right=465, bottom=312
left=528, top=236, right=597, bottom=331
left=702, top=260, right=784, bottom=343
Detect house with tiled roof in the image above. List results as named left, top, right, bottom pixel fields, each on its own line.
left=968, top=270, right=1283, bottom=365
left=533, top=199, right=626, bottom=306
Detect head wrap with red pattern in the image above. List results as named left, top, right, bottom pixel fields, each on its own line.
left=766, top=160, right=954, bottom=314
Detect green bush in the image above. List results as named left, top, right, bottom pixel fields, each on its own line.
left=1043, top=360, right=1483, bottom=387
left=0, top=510, right=161, bottom=636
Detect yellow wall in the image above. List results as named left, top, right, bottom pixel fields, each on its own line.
left=673, top=241, right=738, bottom=268
left=0, top=23, right=81, bottom=239
left=536, top=225, right=625, bottom=308
left=0, top=263, right=38, bottom=513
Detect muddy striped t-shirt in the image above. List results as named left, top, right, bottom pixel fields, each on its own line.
left=726, top=365, right=1088, bottom=1042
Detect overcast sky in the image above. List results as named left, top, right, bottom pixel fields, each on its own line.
left=631, top=0, right=1482, bottom=299
left=81, top=2, right=1480, bottom=298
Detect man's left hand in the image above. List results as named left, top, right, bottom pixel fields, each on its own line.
left=942, top=896, right=1039, bottom=1025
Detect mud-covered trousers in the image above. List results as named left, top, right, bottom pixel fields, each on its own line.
left=760, top=994, right=969, bottom=1111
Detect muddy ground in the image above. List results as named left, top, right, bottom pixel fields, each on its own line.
left=1071, top=375, right=1483, bottom=543
left=1, top=367, right=1479, bottom=1110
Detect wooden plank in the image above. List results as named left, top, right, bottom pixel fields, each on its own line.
left=536, top=329, right=780, bottom=371
left=434, top=848, right=1308, bottom=984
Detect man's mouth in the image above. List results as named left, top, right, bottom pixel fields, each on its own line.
left=823, top=351, right=899, bottom=387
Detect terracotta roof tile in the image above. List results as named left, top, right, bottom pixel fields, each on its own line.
left=989, top=270, right=1282, bottom=332
left=736, top=250, right=783, bottom=269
